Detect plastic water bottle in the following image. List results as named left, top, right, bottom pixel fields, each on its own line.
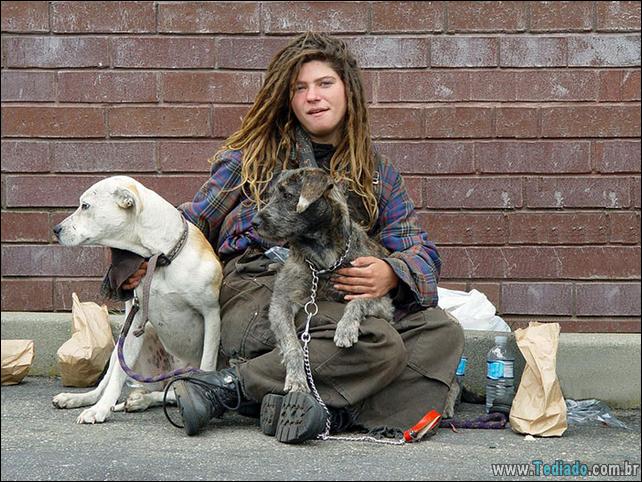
left=455, top=355, right=468, bottom=405
left=486, top=335, right=514, bottom=413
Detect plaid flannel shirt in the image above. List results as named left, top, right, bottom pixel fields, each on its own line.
left=179, top=149, right=441, bottom=311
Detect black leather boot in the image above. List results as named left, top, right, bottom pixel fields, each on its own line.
left=260, top=392, right=354, bottom=444
left=168, top=367, right=243, bottom=436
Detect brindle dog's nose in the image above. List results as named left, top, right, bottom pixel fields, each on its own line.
left=251, top=214, right=262, bottom=229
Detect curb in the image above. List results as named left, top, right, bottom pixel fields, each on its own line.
left=2, top=311, right=640, bottom=408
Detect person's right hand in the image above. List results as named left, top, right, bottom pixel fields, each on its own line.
left=121, top=261, right=148, bottom=290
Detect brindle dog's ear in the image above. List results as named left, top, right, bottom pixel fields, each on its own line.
left=296, top=169, right=334, bottom=213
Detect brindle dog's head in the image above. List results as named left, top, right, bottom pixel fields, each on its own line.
left=251, top=167, right=348, bottom=244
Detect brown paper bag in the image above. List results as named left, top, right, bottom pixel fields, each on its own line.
left=57, top=293, right=115, bottom=387
left=1, top=339, right=35, bottom=385
left=509, top=322, right=567, bottom=437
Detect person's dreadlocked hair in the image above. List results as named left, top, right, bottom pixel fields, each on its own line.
left=214, top=32, right=378, bottom=228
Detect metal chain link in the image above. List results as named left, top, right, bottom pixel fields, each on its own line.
left=301, top=235, right=405, bottom=445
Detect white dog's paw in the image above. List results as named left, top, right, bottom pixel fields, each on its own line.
left=124, top=389, right=152, bottom=412
left=76, top=406, right=110, bottom=424
left=52, top=393, right=86, bottom=409
left=334, top=322, right=359, bottom=348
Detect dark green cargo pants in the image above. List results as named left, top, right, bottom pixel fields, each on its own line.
left=218, top=249, right=464, bottom=430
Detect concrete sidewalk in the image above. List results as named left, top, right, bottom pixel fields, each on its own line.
left=1, top=377, right=640, bottom=481
left=1, top=311, right=641, bottom=408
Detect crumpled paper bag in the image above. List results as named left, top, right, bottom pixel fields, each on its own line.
left=56, top=293, right=115, bottom=387
left=509, top=322, right=567, bottom=437
left=1, top=339, right=35, bottom=385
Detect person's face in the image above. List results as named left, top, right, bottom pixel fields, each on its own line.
left=291, top=60, right=347, bottom=146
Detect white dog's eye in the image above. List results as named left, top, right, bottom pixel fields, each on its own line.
left=81, top=202, right=90, bottom=210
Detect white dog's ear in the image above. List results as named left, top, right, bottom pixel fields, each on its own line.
left=114, top=186, right=137, bottom=210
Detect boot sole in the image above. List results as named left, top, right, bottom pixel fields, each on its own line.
left=261, top=391, right=327, bottom=444
left=173, top=381, right=201, bottom=436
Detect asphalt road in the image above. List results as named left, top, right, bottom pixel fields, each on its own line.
left=1, top=377, right=640, bottom=481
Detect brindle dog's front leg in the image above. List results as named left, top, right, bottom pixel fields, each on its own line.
left=269, top=272, right=309, bottom=393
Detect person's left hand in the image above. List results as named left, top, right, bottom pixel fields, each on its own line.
left=333, top=256, right=399, bottom=300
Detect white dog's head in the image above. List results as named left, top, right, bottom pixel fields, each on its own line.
left=54, top=176, right=143, bottom=248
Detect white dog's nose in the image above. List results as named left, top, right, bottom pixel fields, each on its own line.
left=53, top=224, right=62, bottom=238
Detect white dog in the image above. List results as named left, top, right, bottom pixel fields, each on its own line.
left=52, top=176, right=223, bottom=424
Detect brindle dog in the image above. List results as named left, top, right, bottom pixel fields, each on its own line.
left=252, top=167, right=394, bottom=393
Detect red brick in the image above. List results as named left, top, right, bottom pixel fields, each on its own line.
left=51, top=1, right=155, bottom=32
left=375, top=141, right=474, bottom=174
left=4, top=175, right=104, bottom=207
left=109, top=107, right=210, bottom=138
left=378, top=71, right=469, bottom=102
left=51, top=141, right=156, bottom=172
left=1, top=245, right=109, bottom=276
left=424, top=177, right=522, bottom=209
left=369, top=107, right=424, bottom=139
left=440, top=247, right=506, bottom=279
left=525, top=177, right=631, bottom=208
left=503, top=247, right=563, bottom=279
left=1, top=211, right=51, bottom=242
left=212, top=106, right=251, bottom=138
left=508, top=212, right=608, bottom=245
left=634, top=177, right=641, bottom=208
left=371, top=1, right=443, bottom=33
left=558, top=246, right=640, bottom=279
left=4, top=36, right=110, bottom=68
left=609, top=212, right=641, bottom=244
left=598, top=69, right=642, bottom=101
left=4, top=174, right=206, bottom=208
left=530, top=1, right=593, bottom=32
left=1, top=71, right=56, bottom=102
left=568, top=35, right=641, bottom=66
left=1, top=1, right=49, bottom=32
left=470, top=71, right=516, bottom=101
left=216, top=37, right=291, bottom=70
left=593, top=140, right=641, bottom=173
left=431, top=37, right=498, bottom=67
left=504, top=317, right=641, bottom=333
left=159, top=1, right=260, bottom=33
left=515, top=70, right=598, bottom=101
left=501, top=282, right=573, bottom=315
left=500, top=37, right=566, bottom=67
left=438, top=282, right=467, bottom=292
left=495, top=107, right=539, bottom=138
left=1, top=141, right=50, bottom=172
left=476, top=141, right=590, bottom=174
left=447, top=2, right=527, bottom=32
left=263, top=2, right=368, bottom=34
left=347, top=36, right=427, bottom=68
left=159, top=141, right=222, bottom=172
left=541, top=106, right=641, bottom=138
left=112, top=37, right=216, bottom=68
left=58, top=72, right=157, bottom=103
left=575, top=283, right=641, bottom=316
left=418, top=212, right=506, bottom=245
left=596, top=1, right=642, bottom=31
left=425, top=107, right=493, bottom=138
left=1, top=106, right=105, bottom=138
left=162, top=72, right=263, bottom=103
left=1, top=278, right=53, bottom=311
left=53, top=279, right=124, bottom=311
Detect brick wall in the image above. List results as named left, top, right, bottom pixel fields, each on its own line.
left=1, top=1, right=640, bottom=332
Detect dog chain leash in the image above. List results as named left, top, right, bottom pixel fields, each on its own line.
left=301, top=237, right=405, bottom=446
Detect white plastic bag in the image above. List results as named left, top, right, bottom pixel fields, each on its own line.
left=437, top=287, right=510, bottom=332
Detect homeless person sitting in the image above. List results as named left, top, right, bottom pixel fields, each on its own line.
left=121, top=32, right=464, bottom=444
